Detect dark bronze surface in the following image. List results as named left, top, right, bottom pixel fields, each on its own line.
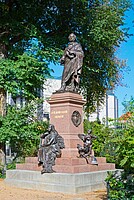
left=71, top=110, right=82, bottom=127
left=38, top=124, right=65, bottom=173
left=58, top=33, right=84, bottom=93
left=77, top=129, right=98, bottom=165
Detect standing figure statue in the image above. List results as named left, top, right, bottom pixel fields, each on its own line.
left=38, top=124, right=65, bottom=174
left=58, top=33, right=84, bottom=92
left=77, top=129, right=98, bottom=165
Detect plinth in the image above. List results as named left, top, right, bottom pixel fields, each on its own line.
left=47, top=92, right=115, bottom=173
left=48, top=92, right=85, bottom=173
left=48, top=91, right=85, bottom=155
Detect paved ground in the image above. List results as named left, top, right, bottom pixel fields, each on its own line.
left=0, top=179, right=107, bottom=200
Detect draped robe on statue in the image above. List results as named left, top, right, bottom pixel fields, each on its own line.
left=60, top=41, right=84, bottom=92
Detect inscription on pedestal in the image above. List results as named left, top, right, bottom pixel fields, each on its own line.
left=51, top=110, right=68, bottom=119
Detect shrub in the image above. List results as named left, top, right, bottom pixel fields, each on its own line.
left=106, top=171, right=134, bottom=200
left=0, top=101, right=49, bottom=158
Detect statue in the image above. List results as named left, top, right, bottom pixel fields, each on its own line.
left=38, top=124, right=65, bottom=174
left=77, top=129, right=98, bottom=165
left=58, top=33, right=84, bottom=92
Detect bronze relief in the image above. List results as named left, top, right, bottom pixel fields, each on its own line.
left=71, top=110, right=81, bottom=127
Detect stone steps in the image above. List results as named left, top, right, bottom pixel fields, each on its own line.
left=53, top=163, right=115, bottom=173
left=25, top=156, right=107, bottom=164
left=16, top=156, right=115, bottom=173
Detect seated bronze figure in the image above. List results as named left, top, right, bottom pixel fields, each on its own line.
left=77, top=129, right=98, bottom=165
left=38, top=124, right=65, bottom=174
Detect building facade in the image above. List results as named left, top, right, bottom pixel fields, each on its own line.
left=43, top=79, right=118, bottom=124
left=43, top=78, right=61, bottom=121
left=88, top=90, right=118, bottom=125
left=6, top=78, right=118, bottom=124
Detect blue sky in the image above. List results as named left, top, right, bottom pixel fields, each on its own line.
left=51, top=7, right=134, bottom=117
left=115, top=8, right=134, bottom=116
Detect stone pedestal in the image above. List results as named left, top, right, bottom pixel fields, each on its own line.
left=48, top=92, right=85, bottom=156
left=48, top=92, right=85, bottom=173
left=16, top=92, right=115, bottom=173
left=47, top=92, right=115, bottom=173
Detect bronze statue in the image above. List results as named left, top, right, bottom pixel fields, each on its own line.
left=58, top=33, right=84, bottom=92
left=38, top=124, right=65, bottom=174
left=77, top=129, right=98, bottom=165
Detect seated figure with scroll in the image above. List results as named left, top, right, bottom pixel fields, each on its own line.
left=38, top=124, right=65, bottom=174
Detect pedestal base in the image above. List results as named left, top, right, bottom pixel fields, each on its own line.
left=45, top=92, right=115, bottom=173
left=5, top=169, right=116, bottom=194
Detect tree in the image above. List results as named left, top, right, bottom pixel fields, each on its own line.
left=80, top=0, right=132, bottom=112
left=0, top=101, right=49, bottom=157
left=84, top=100, right=134, bottom=199
left=122, top=96, right=134, bottom=114
left=105, top=114, right=134, bottom=199
left=0, top=0, right=132, bottom=113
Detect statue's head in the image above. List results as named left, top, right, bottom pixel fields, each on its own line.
left=48, top=124, right=55, bottom=132
left=68, top=33, right=76, bottom=42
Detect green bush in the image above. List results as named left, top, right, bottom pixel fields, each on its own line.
left=6, top=162, right=16, bottom=170
left=0, top=101, right=49, bottom=158
left=0, top=163, right=5, bottom=179
left=83, top=119, right=116, bottom=163
left=84, top=117, right=134, bottom=172
left=104, top=97, right=134, bottom=199
left=106, top=171, right=134, bottom=200
left=84, top=116, right=134, bottom=199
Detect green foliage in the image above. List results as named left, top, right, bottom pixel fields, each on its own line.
left=84, top=115, right=134, bottom=173
left=106, top=171, right=134, bottom=199
left=6, top=162, right=16, bottom=170
left=0, top=163, right=4, bottom=178
left=114, top=119, right=134, bottom=173
left=0, top=0, right=132, bottom=111
left=103, top=98, right=134, bottom=199
left=80, top=0, right=131, bottom=112
left=83, top=119, right=116, bottom=162
left=0, top=53, right=52, bottom=100
left=84, top=118, right=134, bottom=199
left=0, top=101, right=49, bottom=157
left=122, top=96, right=134, bottom=113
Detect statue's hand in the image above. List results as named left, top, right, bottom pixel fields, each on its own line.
left=67, top=50, right=76, bottom=58
left=60, top=59, right=64, bottom=64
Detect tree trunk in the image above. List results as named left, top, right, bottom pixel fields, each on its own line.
left=0, top=44, right=7, bottom=116
left=0, top=89, right=6, bottom=117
